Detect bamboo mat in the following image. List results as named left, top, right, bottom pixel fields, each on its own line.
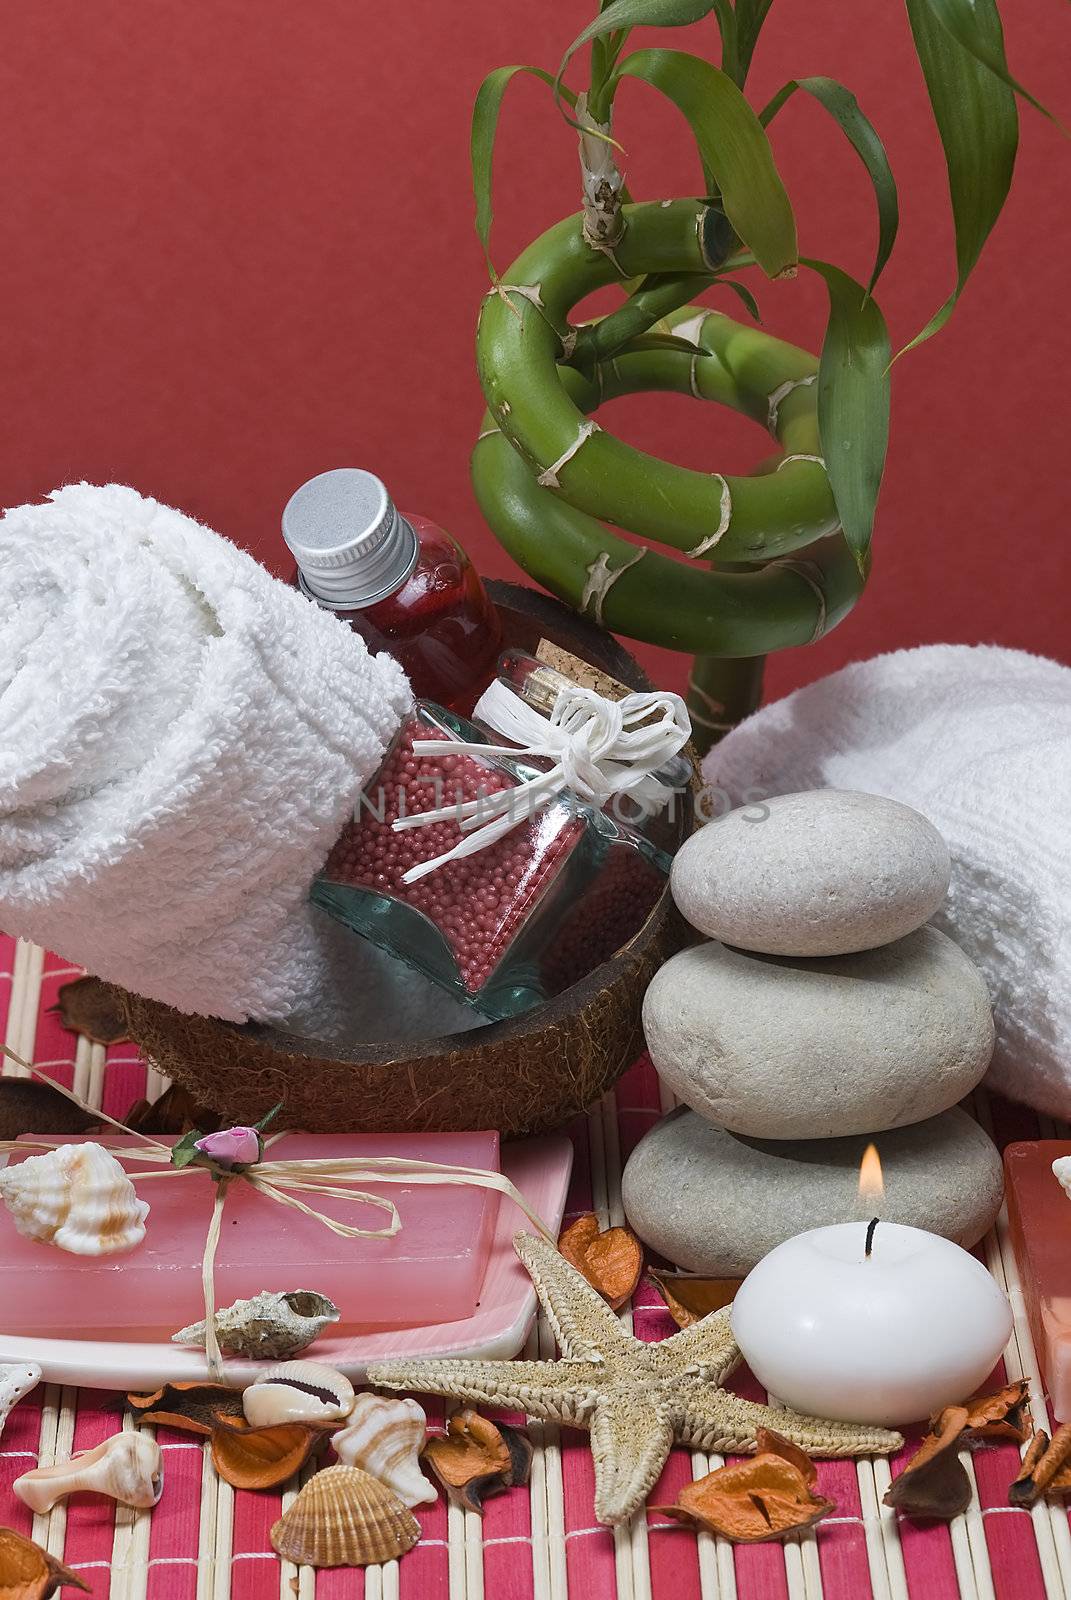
left=2, top=931, right=1069, bottom=1600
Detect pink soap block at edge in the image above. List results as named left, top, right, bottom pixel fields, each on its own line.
left=0, top=1131, right=499, bottom=1336
left=1005, top=1140, right=1071, bottom=1422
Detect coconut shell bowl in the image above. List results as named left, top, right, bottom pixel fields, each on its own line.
left=114, top=583, right=694, bottom=1138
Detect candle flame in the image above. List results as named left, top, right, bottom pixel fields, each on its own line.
left=858, top=1143, right=884, bottom=1202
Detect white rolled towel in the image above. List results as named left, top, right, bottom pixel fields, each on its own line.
left=0, top=482, right=414, bottom=1025
left=702, top=644, right=1071, bottom=1117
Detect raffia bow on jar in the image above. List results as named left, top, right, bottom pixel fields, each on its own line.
left=392, top=676, right=692, bottom=882
left=0, top=1044, right=551, bottom=1378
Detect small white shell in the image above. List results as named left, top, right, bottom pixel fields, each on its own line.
left=243, top=1360, right=355, bottom=1427
left=332, top=1394, right=435, bottom=1507
left=1053, top=1156, right=1071, bottom=1198
left=172, top=1289, right=340, bottom=1360
left=14, top=1429, right=163, bottom=1513
left=0, top=1362, right=41, bottom=1439
left=0, top=1141, right=148, bottom=1255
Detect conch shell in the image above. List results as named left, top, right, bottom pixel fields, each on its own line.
left=172, top=1289, right=340, bottom=1360
left=14, top=1429, right=163, bottom=1513
left=333, top=1394, right=434, bottom=1507
left=0, top=1141, right=148, bottom=1255
left=0, top=1361, right=42, bottom=1439
left=243, top=1360, right=355, bottom=1427
left=270, top=1464, right=420, bottom=1567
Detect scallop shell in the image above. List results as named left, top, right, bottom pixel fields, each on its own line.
left=332, top=1394, right=434, bottom=1507
left=0, top=1361, right=42, bottom=1439
left=14, top=1429, right=163, bottom=1513
left=172, top=1289, right=340, bottom=1360
left=0, top=1141, right=148, bottom=1255
left=243, top=1360, right=355, bottom=1427
left=270, top=1464, right=420, bottom=1567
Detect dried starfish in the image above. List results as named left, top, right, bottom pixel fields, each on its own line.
left=368, top=1232, right=902, bottom=1524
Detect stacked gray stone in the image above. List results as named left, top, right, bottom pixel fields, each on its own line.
left=622, top=790, right=1004, bottom=1275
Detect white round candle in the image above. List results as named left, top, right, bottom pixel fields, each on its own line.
left=730, top=1221, right=1012, bottom=1427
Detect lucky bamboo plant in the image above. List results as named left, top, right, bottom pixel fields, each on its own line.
left=470, top=0, right=1053, bottom=750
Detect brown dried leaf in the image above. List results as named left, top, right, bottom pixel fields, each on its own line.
left=124, top=1083, right=221, bottom=1137
left=654, top=1433, right=832, bottom=1543
left=648, top=1269, right=741, bottom=1329
left=127, top=1381, right=246, bottom=1436
left=1009, top=1424, right=1071, bottom=1506
left=558, top=1213, right=643, bottom=1311
left=422, top=1408, right=514, bottom=1513
left=0, top=1080, right=98, bottom=1142
left=0, top=1525, right=90, bottom=1596
left=211, top=1421, right=324, bottom=1490
left=50, top=976, right=127, bottom=1045
left=962, top=1378, right=1031, bottom=1442
left=884, top=1406, right=972, bottom=1520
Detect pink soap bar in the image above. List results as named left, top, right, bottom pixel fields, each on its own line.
left=1005, top=1140, right=1071, bottom=1421
left=0, top=1131, right=499, bottom=1337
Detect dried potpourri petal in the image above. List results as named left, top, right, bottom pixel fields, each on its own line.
left=0, top=1525, right=90, bottom=1597
left=210, top=1419, right=326, bottom=1490
left=0, top=1081, right=98, bottom=1143
left=127, top=1381, right=246, bottom=1436
left=647, top=1269, right=740, bottom=1328
left=885, top=1406, right=972, bottom=1519
left=654, top=1429, right=832, bottom=1543
left=962, top=1378, right=1031, bottom=1441
left=888, top=1380, right=1033, bottom=1520
left=50, top=976, right=128, bottom=1044
left=422, top=1408, right=526, bottom=1512
left=558, top=1214, right=643, bottom=1311
left=1009, top=1424, right=1071, bottom=1506
left=124, top=1082, right=222, bottom=1137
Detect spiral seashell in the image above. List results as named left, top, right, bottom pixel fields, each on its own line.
left=14, top=1429, right=163, bottom=1513
left=172, top=1289, right=340, bottom=1360
left=0, top=1361, right=42, bottom=1439
left=243, top=1360, right=355, bottom=1427
left=270, top=1464, right=420, bottom=1567
left=332, top=1394, right=434, bottom=1507
left=0, top=1141, right=148, bottom=1255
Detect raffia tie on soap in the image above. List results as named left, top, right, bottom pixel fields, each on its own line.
left=0, top=1043, right=551, bottom=1379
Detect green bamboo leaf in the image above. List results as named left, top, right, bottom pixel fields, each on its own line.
left=804, top=258, right=891, bottom=571
left=557, top=0, right=714, bottom=94
left=903, top=0, right=1018, bottom=352
left=717, top=278, right=762, bottom=321
left=733, top=0, right=776, bottom=84
left=710, top=0, right=739, bottom=83
left=921, top=0, right=1056, bottom=122
left=615, top=48, right=798, bottom=277
left=471, top=66, right=576, bottom=278
left=760, top=77, right=898, bottom=293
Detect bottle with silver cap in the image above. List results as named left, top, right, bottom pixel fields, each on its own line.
left=283, top=468, right=502, bottom=712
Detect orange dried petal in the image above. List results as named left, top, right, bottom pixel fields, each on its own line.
left=656, top=1451, right=832, bottom=1543
left=648, top=1270, right=740, bottom=1329
left=558, top=1213, right=643, bottom=1310
left=423, top=1409, right=514, bottom=1511
left=962, top=1379, right=1031, bottom=1442
left=884, top=1408, right=972, bottom=1520
left=0, top=1524, right=90, bottom=1596
left=127, top=1381, right=246, bottom=1436
left=210, top=1421, right=324, bottom=1490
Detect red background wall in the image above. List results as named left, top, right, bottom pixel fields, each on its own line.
left=1, top=1, right=1067, bottom=701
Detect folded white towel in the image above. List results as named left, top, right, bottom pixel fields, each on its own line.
left=703, top=644, right=1071, bottom=1116
left=0, top=482, right=414, bottom=1025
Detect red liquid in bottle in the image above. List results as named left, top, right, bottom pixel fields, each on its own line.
left=283, top=469, right=502, bottom=713
left=324, top=515, right=501, bottom=712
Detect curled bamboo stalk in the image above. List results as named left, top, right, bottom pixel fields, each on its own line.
left=471, top=199, right=865, bottom=747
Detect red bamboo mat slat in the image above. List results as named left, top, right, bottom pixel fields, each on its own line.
left=1, top=932, right=1066, bottom=1599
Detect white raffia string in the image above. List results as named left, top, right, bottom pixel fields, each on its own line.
left=0, top=1043, right=552, bottom=1378
left=392, top=678, right=691, bottom=883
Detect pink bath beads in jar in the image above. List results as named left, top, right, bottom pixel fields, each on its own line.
left=312, top=703, right=670, bottom=1020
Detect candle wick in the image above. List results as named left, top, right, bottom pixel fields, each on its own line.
left=865, top=1217, right=879, bottom=1258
